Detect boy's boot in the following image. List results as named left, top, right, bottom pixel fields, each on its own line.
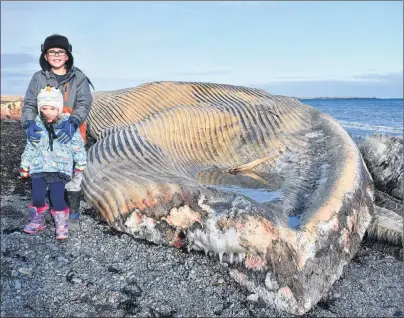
left=66, top=190, right=82, bottom=231
left=51, top=207, right=70, bottom=240
left=24, top=203, right=49, bottom=234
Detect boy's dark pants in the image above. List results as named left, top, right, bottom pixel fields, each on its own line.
left=47, top=173, right=82, bottom=231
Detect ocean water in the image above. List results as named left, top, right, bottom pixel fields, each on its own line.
left=300, top=98, right=403, bottom=139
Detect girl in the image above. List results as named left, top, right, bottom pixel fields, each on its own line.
left=20, top=86, right=87, bottom=239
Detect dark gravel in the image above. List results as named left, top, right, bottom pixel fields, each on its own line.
left=1, top=120, right=403, bottom=317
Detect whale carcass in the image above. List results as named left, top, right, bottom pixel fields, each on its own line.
left=82, top=81, right=374, bottom=315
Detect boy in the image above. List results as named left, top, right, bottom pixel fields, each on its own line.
left=21, top=34, right=94, bottom=231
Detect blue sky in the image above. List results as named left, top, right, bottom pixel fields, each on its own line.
left=1, top=1, right=403, bottom=98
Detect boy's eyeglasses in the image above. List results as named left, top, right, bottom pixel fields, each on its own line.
left=47, top=50, right=67, bottom=57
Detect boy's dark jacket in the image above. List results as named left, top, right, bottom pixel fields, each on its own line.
left=21, top=67, right=93, bottom=126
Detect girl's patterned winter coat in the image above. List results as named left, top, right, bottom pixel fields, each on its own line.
left=20, top=114, right=87, bottom=178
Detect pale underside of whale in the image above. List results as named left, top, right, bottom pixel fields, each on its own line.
left=82, top=81, right=375, bottom=315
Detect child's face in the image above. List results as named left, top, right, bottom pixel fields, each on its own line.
left=40, top=106, right=59, bottom=122
left=44, top=47, right=69, bottom=69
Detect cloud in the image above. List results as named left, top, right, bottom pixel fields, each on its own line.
left=89, top=77, right=158, bottom=91
left=1, top=69, right=35, bottom=79
left=269, top=76, right=322, bottom=82
left=91, top=70, right=232, bottom=91
left=0, top=78, right=31, bottom=96
left=88, top=72, right=403, bottom=98
left=1, top=53, right=38, bottom=68
left=351, top=72, right=403, bottom=82
left=90, top=70, right=233, bottom=91
left=1, top=53, right=39, bottom=95
left=256, top=72, right=403, bottom=98
left=2, top=50, right=401, bottom=99
left=263, top=72, right=403, bottom=84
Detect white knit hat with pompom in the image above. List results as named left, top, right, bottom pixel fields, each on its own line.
left=37, top=86, right=63, bottom=114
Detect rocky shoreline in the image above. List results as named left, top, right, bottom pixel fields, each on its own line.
left=1, top=120, right=403, bottom=317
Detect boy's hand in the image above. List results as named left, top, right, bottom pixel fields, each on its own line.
left=24, top=120, right=42, bottom=146
left=56, top=117, right=80, bottom=144
left=19, top=167, right=30, bottom=179
left=73, top=165, right=86, bottom=176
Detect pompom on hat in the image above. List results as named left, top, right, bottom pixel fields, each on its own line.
left=37, top=86, right=64, bottom=114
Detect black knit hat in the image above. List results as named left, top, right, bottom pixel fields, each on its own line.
left=39, top=34, right=74, bottom=71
